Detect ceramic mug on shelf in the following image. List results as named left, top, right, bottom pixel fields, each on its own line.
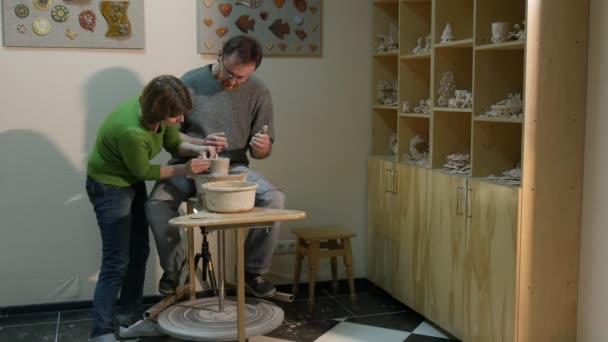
left=491, top=22, right=510, bottom=44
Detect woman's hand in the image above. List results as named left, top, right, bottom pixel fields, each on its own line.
left=185, top=157, right=211, bottom=175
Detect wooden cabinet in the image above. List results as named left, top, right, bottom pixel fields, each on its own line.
left=424, top=173, right=520, bottom=341
left=366, top=157, right=396, bottom=293
left=392, top=162, right=427, bottom=314
left=464, top=179, right=518, bottom=342
left=425, top=171, right=466, bottom=338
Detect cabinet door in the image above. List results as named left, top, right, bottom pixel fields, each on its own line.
left=367, top=158, right=394, bottom=292
left=464, top=180, right=518, bottom=342
left=425, top=171, right=467, bottom=338
left=392, top=163, right=427, bottom=314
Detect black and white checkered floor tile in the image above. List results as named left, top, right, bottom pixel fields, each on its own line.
left=0, top=279, right=460, bottom=342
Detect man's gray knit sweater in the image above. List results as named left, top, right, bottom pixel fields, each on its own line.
left=174, top=64, right=274, bottom=166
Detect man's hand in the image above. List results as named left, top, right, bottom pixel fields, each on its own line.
left=203, top=132, right=228, bottom=153
left=196, top=146, right=217, bottom=159
left=249, top=125, right=271, bottom=159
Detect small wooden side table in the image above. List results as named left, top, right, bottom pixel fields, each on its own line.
left=157, top=208, right=306, bottom=342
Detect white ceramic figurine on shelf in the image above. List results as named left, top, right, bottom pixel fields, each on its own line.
left=412, top=37, right=423, bottom=54
left=484, top=93, right=524, bottom=118
left=440, top=22, right=454, bottom=43
left=389, top=133, right=398, bottom=157
left=508, top=20, right=526, bottom=41
left=413, top=99, right=430, bottom=114
left=448, top=90, right=472, bottom=108
left=402, top=100, right=411, bottom=113
left=376, top=80, right=398, bottom=106
left=375, top=23, right=399, bottom=53
left=437, top=71, right=456, bottom=107
left=423, top=34, right=432, bottom=52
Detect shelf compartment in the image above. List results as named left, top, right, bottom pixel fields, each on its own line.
left=475, top=0, right=526, bottom=46
left=399, top=115, right=431, bottom=166
left=473, top=49, right=524, bottom=119
left=373, top=57, right=399, bottom=107
left=434, top=0, right=474, bottom=45
left=433, top=47, right=473, bottom=107
left=431, top=110, right=471, bottom=169
left=372, top=108, right=398, bottom=156
left=400, top=58, right=431, bottom=114
left=471, top=120, right=522, bottom=178
left=374, top=1, right=399, bottom=50
left=475, top=40, right=525, bottom=51
left=399, top=0, right=432, bottom=56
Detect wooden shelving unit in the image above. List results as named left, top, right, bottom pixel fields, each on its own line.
left=369, top=1, right=590, bottom=341
left=371, top=0, right=525, bottom=182
left=372, top=0, right=400, bottom=156
left=370, top=0, right=533, bottom=341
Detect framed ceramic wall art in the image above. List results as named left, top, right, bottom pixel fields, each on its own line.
left=2, top=0, right=144, bottom=49
left=197, top=0, right=322, bottom=57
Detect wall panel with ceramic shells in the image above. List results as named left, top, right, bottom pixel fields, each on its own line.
left=2, top=0, right=144, bottom=49
left=197, top=0, right=322, bottom=56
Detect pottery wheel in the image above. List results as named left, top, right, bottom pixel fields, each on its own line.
left=158, top=297, right=284, bottom=341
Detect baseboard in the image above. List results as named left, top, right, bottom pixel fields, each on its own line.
left=0, top=277, right=373, bottom=316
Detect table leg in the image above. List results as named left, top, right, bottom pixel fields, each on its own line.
left=217, top=230, right=225, bottom=312
left=188, top=228, right=196, bottom=299
left=237, top=227, right=246, bottom=342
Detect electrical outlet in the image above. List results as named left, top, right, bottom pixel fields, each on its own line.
left=274, top=239, right=297, bottom=255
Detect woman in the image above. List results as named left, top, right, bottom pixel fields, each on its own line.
left=86, top=75, right=215, bottom=342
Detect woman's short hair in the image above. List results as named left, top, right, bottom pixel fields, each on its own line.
left=222, top=35, right=263, bottom=69
left=139, top=75, right=192, bottom=124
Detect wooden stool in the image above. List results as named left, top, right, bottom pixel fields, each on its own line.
left=291, top=225, right=356, bottom=311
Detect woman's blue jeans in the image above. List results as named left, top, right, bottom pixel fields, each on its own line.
left=85, top=176, right=150, bottom=338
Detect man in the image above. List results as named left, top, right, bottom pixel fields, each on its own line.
left=146, top=35, right=284, bottom=299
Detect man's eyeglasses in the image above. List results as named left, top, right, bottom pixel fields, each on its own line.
left=220, top=58, right=249, bottom=84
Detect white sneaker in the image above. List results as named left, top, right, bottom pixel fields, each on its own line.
left=119, top=319, right=164, bottom=338
left=90, top=333, right=118, bottom=342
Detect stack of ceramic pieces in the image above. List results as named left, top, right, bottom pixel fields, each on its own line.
left=488, top=166, right=522, bottom=185
left=443, top=153, right=471, bottom=175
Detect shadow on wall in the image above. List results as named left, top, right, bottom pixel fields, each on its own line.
left=0, top=130, right=97, bottom=306
left=83, top=67, right=143, bottom=154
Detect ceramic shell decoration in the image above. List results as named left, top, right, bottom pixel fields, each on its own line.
left=14, top=4, right=29, bottom=18
left=51, top=5, right=70, bottom=23
left=197, top=0, right=322, bottom=56
left=79, top=10, right=96, bottom=31
left=100, top=1, right=132, bottom=37
left=2, top=0, right=145, bottom=49
left=32, top=17, right=51, bottom=36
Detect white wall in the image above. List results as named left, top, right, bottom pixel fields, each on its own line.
left=577, top=0, right=608, bottom=340
left=0, top=1, right=371, bottom=307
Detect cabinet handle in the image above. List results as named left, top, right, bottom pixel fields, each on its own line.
left=392, top=170, right=398, bottom=195
left=456, top=186, right=463, bottom=216
left=466, top=188, right=473, bottom=218
left=385, top=169, right=392, bottom=193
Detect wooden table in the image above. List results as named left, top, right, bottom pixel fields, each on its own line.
left=163, top=207, right=306, bottom=342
